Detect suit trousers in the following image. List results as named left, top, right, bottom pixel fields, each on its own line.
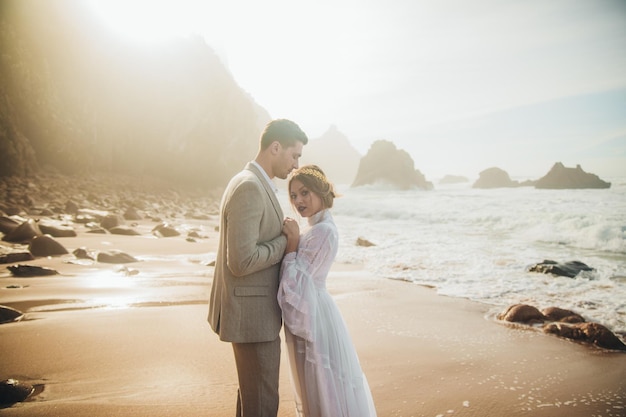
left=232, top=336, right=281, bottom=417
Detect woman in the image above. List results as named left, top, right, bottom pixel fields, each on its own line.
left=279, top=165, right=377, bottom=417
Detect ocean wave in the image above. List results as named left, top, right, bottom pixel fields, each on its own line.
left=329, top=182, right=626, bottom=333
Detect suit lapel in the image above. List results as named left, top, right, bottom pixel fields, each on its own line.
left=246, top=162, right=284, bottom=220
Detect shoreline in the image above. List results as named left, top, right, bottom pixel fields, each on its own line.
left=2, top=247, right=625, bottom=416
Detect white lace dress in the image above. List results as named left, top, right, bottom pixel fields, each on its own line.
left=278, top=209, right=377, bottom=417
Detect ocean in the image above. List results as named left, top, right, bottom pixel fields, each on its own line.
left=281, top=177, right=626, bottom=335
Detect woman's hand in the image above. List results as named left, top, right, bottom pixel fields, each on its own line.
left=282, top=217, right=300, bottom=254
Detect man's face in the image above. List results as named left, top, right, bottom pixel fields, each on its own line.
left=274, top=141, right=304, bottom=180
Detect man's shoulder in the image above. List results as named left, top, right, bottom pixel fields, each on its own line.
left=230, top=167, right=261, bottom=187
left=224, top=169, right=264, bottom=200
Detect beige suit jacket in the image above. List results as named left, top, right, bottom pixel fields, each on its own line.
left=208, top=162, right=287, bottom=343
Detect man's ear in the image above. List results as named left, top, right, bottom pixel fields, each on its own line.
left=270, top=141, right=281, bottom=155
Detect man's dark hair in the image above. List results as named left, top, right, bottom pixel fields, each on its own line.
left=260, top=119, right=308, bottom=150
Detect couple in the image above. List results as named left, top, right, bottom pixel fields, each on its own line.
left=208, top=119, right=377, bottom=417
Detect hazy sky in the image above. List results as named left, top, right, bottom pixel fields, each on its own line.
left=87, top=0, right=626, bottom=178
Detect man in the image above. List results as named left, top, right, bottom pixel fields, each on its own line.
left=208, top=119, right=308, bottom=416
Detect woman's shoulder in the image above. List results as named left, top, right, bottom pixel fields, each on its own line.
left=309, top=213, right=337, bottom=237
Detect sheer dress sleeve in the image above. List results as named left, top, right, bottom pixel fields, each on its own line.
left=278, top=222, right=337, bottom=342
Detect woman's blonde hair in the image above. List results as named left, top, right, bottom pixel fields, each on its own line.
left=288, top=164, right=337, bottom=209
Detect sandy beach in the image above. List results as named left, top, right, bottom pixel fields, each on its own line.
left=1, top=214, right=625, bottom=417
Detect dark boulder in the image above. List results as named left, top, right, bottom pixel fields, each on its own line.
left=528, top=260, right=594, bottom=278
left=97, top=250, right=139, bottom=264
left=0, top=305, right=24, bottom=324
left=497, top=304, right=545, bottom=324
left=123, top=207, right=143, bottom=221
left=152, top=223, right=180, bottom=237
left=0, top=216, right=20, bottom=234
left=7, top=264, right=59, bottom=277
left=0, top=252, right=35, bottom=264
left=64, top=200, right=80, bottom=214
left=541, top=307, right=585, bottom=323
left=28, top=234, right=69, bottom=257
left=38, top=222, right=77, bottom=238
left=497, top=303, right=625, bottom=351
left=109, top=226, right=141, bottom=236
left=1, top=219, right=42, bottom=243
left=534, top=162, right=610, bottom=189
left=73, top=247, right=95, bottom=260
left=0, top=379, right=34, bottom=406
left=100, top=213, right=126, bottom=230
left=544, top=322, right=626, bottom=351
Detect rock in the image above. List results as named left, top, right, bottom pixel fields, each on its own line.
left=123, top=207, right=142, bottom=221
left=152, top=223, right=180, bottom=237
left=356, top=237, right=376, bottom=247
left=7, top=264, right=59, bottom=277
left=64, top=200, right=80, bottom=214
left=543, top=322, right=585, bottom=340
left=528, top=260, right=594, bottom=278
left=543, top=322, right=626, bottom=351
left=535, top=162, right=611, bottom=189
left=100, top=213, right=126, bottom=230
left=541, top=306, right=585, bottom=323
left=28, top=234, right=69, bottom=257
left=187, top=230, right=207, bottom=239
left=73, top=247, right=96, bottom=260
left=0, top=379, right=34, bottom=405
left=577, top=322, right=626, bottom=351
left=38, top=222, right=77, bottom=238
left=497, top=303, right=626, bottom=351
left=1, top=219, right=42, bottom=243
left=0, top=305, right=24, bottom=324
left=0, top=216, right=21, bottom=234
left=351, top=140, right=433, bottom=190
left=109, top=226, right=141, bottom=236
left=472, top=167, right=518, bottom=189
left=97, top=250, right=139, bottom=264
left=496, top=304, right=546, bottom=324
left=0, top=252, right=35, bottom=264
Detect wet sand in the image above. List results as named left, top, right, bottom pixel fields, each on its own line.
left=1, top=218, right=625, bottom=417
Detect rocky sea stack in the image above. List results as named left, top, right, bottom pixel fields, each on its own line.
left=472, top=167, right=519, bottom=189
left=351, top=140, right=433, bottom=190
left=534, top=163, right=611, bottom=189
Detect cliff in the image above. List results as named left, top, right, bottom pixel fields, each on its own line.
left=0, top=0, right=268, bottom=188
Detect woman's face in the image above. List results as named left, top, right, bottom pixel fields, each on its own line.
left=289, top=178, right=323, bottom=218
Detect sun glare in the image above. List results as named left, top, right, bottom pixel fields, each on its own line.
left=86, top=0, right=200, bottom=43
